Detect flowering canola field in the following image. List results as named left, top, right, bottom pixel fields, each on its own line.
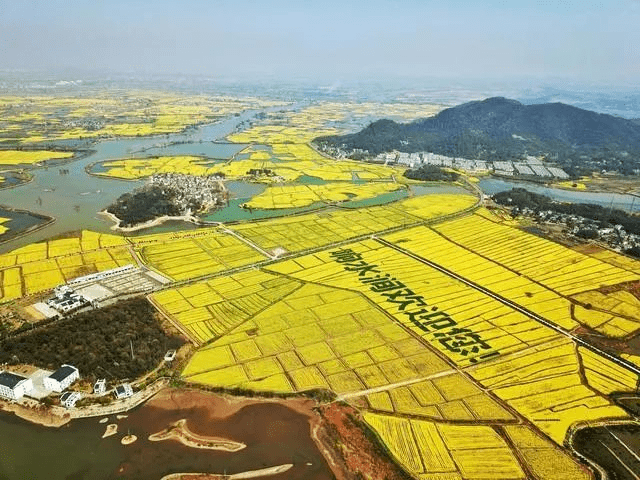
left=382, top=209, right=640, bottom=337
left=0, top=150, right=74, bottom=165
left=129, top=228, right=266, bottom=281
left=0, top=230, right=133, bottom=301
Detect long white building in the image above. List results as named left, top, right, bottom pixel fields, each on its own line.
left=44, top=365, right=79, bottom=392
left=0, top=371, right=33, bottom=401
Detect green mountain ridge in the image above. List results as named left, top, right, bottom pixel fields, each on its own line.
left=314, top=97, right=640, bottom=176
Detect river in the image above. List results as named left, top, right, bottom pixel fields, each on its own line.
left=0, top=389, right=334, bottom=480
left=0, top=110, right=270, bottom=252
left=0, top=105, right=472, bottom=253
left=479, top=178, right=640, bottom=213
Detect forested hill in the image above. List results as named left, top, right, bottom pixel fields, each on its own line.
left=314, top=97, right=640, bottom=175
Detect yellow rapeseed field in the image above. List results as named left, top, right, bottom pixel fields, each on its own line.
left=265, top=239, right=633, bottom=445
left=151, top=270, right=300, bottom=344
left=0, top=150, right=74, bottom=165
left=227, top=194, right=473, bottom=255
left=432, top=212, right=638, bottom=297
left=571, top=289, right=640, bottom=337
left=131, top=228, right=266, bottom=281
left=382, top=210, right=640, bottom=337
left=472, top=337, right=629, bottom=444
left=1, top=94, right=286, bottom=144
left=0, top=230, right=134, bottom=302
left=266, top=239, right=553, bottom=365
left=182, top=280, right=451, bottom=394
left=0, top=217, right=9, bottom=235
left=244, top=182, right=405, bottom=209
left=364, top=413, right=528, bottom=479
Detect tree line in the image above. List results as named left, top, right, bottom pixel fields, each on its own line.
left=403, top=164, right=460, bottom=182
left=493, top=188, right=640, bottom=235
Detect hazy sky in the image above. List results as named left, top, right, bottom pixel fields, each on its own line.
left=1, top=0, right=638, bottom=84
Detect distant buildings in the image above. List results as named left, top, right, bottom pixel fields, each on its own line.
left=0, top=371, right=33, bottom=401
left=371, top=151, right=570, bottom=179
left=509, top=206, right=640, bottom=252
left=44, top=365, right=79, bottom=393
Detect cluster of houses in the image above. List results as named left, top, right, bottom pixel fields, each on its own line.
left=35, top=264, right=157, bottom=319
left=46, top=286, right=88, bottom=313
left=0, top=364, right=134, bottom=408
left=62, top=119, right=104, bottom=131
left=373, top=151, right=570, bottom=179
left=0, top=364, right=79, bottom=404
left=149, top=173, right=226, bottom=213
left=510, top=206, right=640, bottom=252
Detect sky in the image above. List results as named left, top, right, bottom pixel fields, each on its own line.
left=0, top=0, right=638, bottom=85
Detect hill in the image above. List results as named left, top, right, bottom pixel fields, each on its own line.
left=314, top=98, right=640, bottom=176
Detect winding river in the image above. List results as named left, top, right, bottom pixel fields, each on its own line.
left=0, top=107, right=471, bottom=253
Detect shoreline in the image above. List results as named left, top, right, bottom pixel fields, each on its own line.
left=0, top=377, right=170, bottom=428
left=0, top=170, right=34, bottom=191
left=159, top=464, right=294, bottom=480
left=149, top=418, right=246, bottom=451
left=0, top=204, right=56, bottom=246
left=566, top=418, right=640, bottom=480
left=99, top=209, right=203, bottom=233
left=490, top=172, right=640, bottom=195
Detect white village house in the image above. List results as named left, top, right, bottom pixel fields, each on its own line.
left=93, top=378, right=106, bottom=395
left=0, top=371, right=33, bottom=401
left=114, top=383, right=133, bottom=399
left=44, top=365, right=79, bottom=392
left=60, top=391, right=82, bottom=408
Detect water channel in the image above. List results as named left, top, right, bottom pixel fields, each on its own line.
left=0, top=108, right=473, bottom=253
left=479, top=178, right=640, bottom=213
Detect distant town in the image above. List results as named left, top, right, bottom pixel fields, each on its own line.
left=370, top=151, right=570, bottom=180
left=510, top=206, right=640, bottom=254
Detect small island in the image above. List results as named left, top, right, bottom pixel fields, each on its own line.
left=103, top=173, right=227, bottom=231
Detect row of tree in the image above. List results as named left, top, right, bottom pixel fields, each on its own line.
left=403, top=165, right=460, bottom=182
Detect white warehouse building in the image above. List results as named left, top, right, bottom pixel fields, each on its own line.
left=44, top=365, right=79, bottom=392
left=0, top=371, right=34, bottom=401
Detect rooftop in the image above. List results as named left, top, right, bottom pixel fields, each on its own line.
left=0, top=371, right=28, bottom=389
left=49, top=365, right=78, bottom=382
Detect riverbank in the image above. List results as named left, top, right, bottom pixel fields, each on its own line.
left=100, top=209, right=202, bottom=232
left=149, top=418, right=247, bottom=451
left=0, top=377, right=170, bottom=428
left=491, top=172, right=640, bottom=195
left=567, top=418, right=640, bottom=480
left=160, top=464, right=294, bottom=480
left=0, top=205, right=55, bottom=245
left=140, top=388, right=410, bottom=480
left=0, top=170, right=33, bottom=190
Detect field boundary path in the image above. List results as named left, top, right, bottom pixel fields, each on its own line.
left=373, top=237, right=640, bottom=377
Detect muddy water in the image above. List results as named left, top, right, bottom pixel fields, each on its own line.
left=0, top=391, right=334, bottom=480
left=571, top=423, right=640, bottom=480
